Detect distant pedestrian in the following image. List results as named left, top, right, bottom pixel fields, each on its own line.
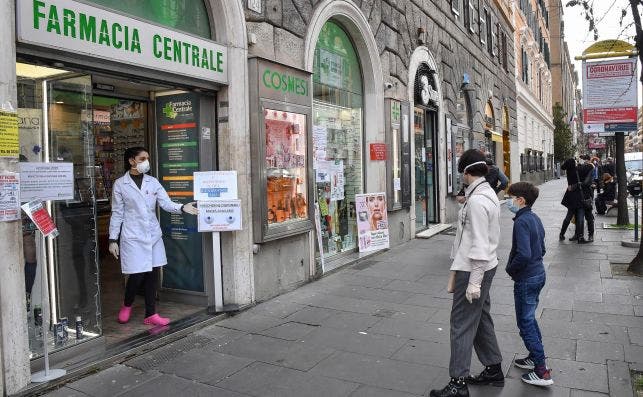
left=484, top=156, right=509, bottom=193
left=595, top=173, right=616, bottom=215
left=430, top=149, right=504, bottom=397
left=559, top=158, right=591, bottom=243
left=505, top=182, right=553, bottom=386
left=603, top=157, right=616, bottom=177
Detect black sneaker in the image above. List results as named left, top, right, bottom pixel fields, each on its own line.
left=578, top=237, right=591, bottom=244
left=514, top=356, right=535, bottom=370
left=466, top=364, right=504, bottom=386
left=559, top=233, right=565, bottom=241
left=521, top=368, right=554, bottom=386
left=429, top=377, right=469, bottom=397
left=587, top=235, right=594, bottom=242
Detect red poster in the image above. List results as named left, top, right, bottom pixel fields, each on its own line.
left=21, top=200, right=58, bottom=237
left=583, top=107, right=637, bottom=124
left=370, top=143, right=387, bottom=160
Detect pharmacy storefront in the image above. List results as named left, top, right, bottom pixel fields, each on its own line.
left=7, top=0, right=244, bottom=387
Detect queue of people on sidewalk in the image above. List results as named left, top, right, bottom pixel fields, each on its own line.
left=431, top=149, right=552, bottom=397
left=559, top=154, right=618, bottom=244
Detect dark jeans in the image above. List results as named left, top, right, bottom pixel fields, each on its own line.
left=561, top=207, right=584, bottom=238
left=514, top=272, right=546, bottom=367
left=124, top=267, right=159, bottom=318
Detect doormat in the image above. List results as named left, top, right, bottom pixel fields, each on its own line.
left=603, top=223, right=635, bottom=230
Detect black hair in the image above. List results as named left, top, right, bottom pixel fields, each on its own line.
left=560, top=158, right=576, bottom=171
left=124, top=147, right=148, bottom=171
left=580, top=154, right=590, bottom=161
left=507, top=181, right=539, bottom=207
left=457, top=149, right=488, bottom=176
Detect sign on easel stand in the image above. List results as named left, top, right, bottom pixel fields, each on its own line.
left=21, top=201, right=65, bottom=382
left=193, top=171, right=242, bottom=313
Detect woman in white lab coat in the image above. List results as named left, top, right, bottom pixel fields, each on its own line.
left=109, top=147, right=197, bottom=326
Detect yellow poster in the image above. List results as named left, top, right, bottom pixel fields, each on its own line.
left=0, top=111, right=19, bottom=158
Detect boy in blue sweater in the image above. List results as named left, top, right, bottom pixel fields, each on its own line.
left=505, top=182, right=553, bottom=387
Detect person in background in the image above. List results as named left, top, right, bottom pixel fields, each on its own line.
left=603, top=157, right=616, bottom=177
left=595, top=173, right=616, bottom=215
left=577, top=155, right=596, bottom=242
left=483, top=154, right=509, bottom=194
left=430, top=149, right=503, bottom=397
left=559, top=158, right=588, bottom=243
left=504, top=182, right=553, bottom=386
left=590, top=156, right=602, bottom=195
left=109, top=147, right=198, bottom=326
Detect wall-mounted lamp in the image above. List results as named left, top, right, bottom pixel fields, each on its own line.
left=417, top=27, right=426, bottom=45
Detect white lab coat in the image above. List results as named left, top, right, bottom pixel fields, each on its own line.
left=109, top=172, right=183, bottom=274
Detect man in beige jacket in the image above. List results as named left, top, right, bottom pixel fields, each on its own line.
left=430, top=149, right=503, bottom=397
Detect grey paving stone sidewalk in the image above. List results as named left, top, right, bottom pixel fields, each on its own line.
left=46, top=178, right=642, bottom=397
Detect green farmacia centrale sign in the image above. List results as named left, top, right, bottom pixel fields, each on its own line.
left=18, top=0, right=227, bottom=84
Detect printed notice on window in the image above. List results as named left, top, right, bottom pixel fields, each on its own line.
left=19, top=162, right=74, bottom=202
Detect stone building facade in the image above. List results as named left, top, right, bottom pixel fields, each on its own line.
left=513, top=0, right=554, bottom=184
left=245, top=0, right=517, bottom=300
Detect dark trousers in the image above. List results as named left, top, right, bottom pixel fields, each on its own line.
left=514, top=273, right=546, bottom=367
left=449, top=268, right=503, bottom=378
left=124, top=267, right=158, bottom=318
left=561, top=207, right=584, bottom=238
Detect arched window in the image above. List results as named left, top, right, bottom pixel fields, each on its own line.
left=88, top=0, right=212, bottom=39
left=312, top=20, right=363, bottom=257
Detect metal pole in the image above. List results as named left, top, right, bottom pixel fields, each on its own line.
left=635, top=196, right=639, bottom=242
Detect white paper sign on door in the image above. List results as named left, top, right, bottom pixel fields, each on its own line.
left=19, top=162, right=74, bottom=202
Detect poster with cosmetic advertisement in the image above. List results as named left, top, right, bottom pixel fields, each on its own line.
left=355, top=192, right=389, bottom=253
left=156, top=92, right=203, bottom=293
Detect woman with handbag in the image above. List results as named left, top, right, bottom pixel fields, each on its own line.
left=560, top=158, right=589, bottom=244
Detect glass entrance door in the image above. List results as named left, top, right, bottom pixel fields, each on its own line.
left=414, top=107, right=438, bottom=231
left=46, top=75, right=101, bottom=350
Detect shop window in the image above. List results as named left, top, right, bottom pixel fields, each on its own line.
left=265, top=110, right=308, bottom=226
left=312, top=21, right=363, bottom=258
left=451, top=0, right=461, bottom=16
left=88, top=0, right=211, bottom=39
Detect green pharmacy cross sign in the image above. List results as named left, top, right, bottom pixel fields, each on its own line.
left=18, top=0, right=228, bottom=84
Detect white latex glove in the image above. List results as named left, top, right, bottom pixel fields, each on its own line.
left=465, top=283, right=481, bottom=303
left=182, top=202, right=198, bottom=215
left=109, top=242, right=119, bottom=259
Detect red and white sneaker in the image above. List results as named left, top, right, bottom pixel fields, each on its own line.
left=521, top=368, right=554, bottom=386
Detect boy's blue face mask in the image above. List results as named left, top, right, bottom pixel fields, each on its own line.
left=506, top=197, right=521, bottom=214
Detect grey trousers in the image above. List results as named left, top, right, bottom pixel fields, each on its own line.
left=449, top=267, right=502, bottom=378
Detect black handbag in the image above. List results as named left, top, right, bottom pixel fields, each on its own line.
left=576, top=168, right=593, bottom=210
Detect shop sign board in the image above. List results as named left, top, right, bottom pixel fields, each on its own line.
left=355, top=192, right=390, bottom=253
left=21, top=200, right=59, bottom=237
left=193, top=171, right=238, bottom=201
left=370, top=143, right=387, bottom=160
left=156, top=92, right=203, bottom=293
left=0, top=172, right=21, bottom=222
left=0, top=111, right=19, bottom=158
left=17, top=0, right=228, bottom=84
left=582, top=58, right=638, bottom=127
left=254, top=59, right=311, bottom=107
left=197, top=199, right=242, bottom=232
left=19, top=162, right=74, bottom=202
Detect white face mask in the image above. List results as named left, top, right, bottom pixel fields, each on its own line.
left=135, top=159, right=150, bottom=174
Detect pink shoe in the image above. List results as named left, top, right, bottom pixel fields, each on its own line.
left=143, top=313, right=170, bottom=326
left=118, top=306, right=132, bottom=324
